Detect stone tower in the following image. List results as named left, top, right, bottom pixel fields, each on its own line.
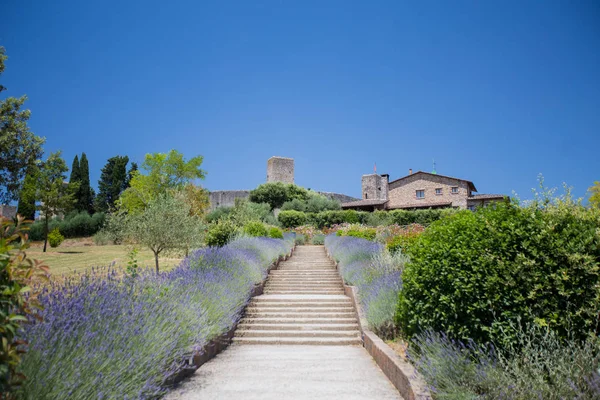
left=267, top=156, right=294, bottom=184
left=361, top=173, right=389, bottom=200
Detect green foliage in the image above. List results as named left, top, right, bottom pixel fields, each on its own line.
left=589, top=181, right=600, bottom=209
left=0, top=46, right=45, bottom=204
left=281, top=192, right=341, bottom=213
left=268, top=227, right=283, bottom=239
left=118, top=150, right=206, bottom=213
left=123, top=192, right=204, bottom=272
left=294, top=234, right=306, bottom=245
left=47, top=228, right=64, bottom=248
left=397, top=201, right=600, bottom=345
left=205, top=206, right=233, bottom=223
left=17, top=166, right=37, bottom=220
left=336, top=226, right=377, bottom=241
left=28, top=212, right=106, bottom=241
left=228, top=199, right=275, bottom=226
left=95, top=155, right=130, bottom=212
left=126, top=247, right=139, bottom=278
left=388, top=208, right=457, bottom=226
left=36, top=152, right=76, bottom=252
left=412, top=323, right=600, bottom=399
left=249, top=182, right=309, bottom=210
left=0, top=216, right=48, bottom=394
left=92, top=230, right=112, bottom=246
left=365, top=210, right=392, bottom=226
left=206, top=220, right=238, bottom=247
left=386, top=235, right=418, bottom=254
left=278, top=210, right=307, bottom=228
left=243, top=221, right=268, bottom=237
left=311, top=234, right=325, bottom=245
left=77, top=153, right=94, bottom=214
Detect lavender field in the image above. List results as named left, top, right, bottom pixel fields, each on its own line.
left=18, top=236, right=293, bottom=399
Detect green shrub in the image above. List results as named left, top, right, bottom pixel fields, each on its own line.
left=243, top=221, right=268, bottom=237
left=311, top=234, right=325, bottom=245
left=268, top=227, right=284, bottom=239
left=48, top=228, right=65, bottom=248
left=205, top=221, right=238, bottom=247
left=365, top=210, right=392, bottom=226
left=397, top=202, right=600, bottom=344
left=29, top=212, right=106, bottom=240
left=337, top=226, right=377, bottom=241
left=93, top=230, right=112, bottom=246
left=205, top=206, right=232, bottom=223
left=281, top=198, right=307, bottom=212
left=386, top=234, right=419, bottom=254
left=278, top=210, right=307, bottom=228
left=388, top=208, right=456, bottom=226
left=249, top=182, right=309, bottom=210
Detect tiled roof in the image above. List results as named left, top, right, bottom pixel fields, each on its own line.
left=387, top=201, right=453, bottom=210
left=341, top=199, right=388, bottom=208
left=388, top=171, right=477, bottom=192
left=467, top=194, right=506, bottom=200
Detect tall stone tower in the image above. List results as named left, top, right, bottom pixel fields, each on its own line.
left=361, top=173, right=389, bottom=200
left=267, top=156, right=294, bottom=184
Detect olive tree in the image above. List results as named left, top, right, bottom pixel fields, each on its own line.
left=124, top=192, right=203, bottom=273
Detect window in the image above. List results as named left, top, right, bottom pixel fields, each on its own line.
left=435, top=188, right=442, bottom=195
left=451, top=187, right=459, bottom=194
left=416, top=190, right=425, bottom=199
left=365, top=193, right=368, bottom=199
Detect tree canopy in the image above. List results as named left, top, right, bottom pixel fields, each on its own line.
left=95, top=156, right=130, bottom=212
left=118, top=150, right=206, bottom=213
left=0, top=46, right=45, bottom=204
left=589, top=181, right=600, bottom=209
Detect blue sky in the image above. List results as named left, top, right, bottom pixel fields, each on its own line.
left=2, top=1, right=599, bottom=201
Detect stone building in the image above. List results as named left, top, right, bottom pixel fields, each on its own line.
left=208, top=156, right=358, bottom=210
left=342, top=169, right=506, bottom=211
left=267, top=156, right=294, bottom=184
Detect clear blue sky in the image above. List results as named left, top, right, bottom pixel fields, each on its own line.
left=2, top=1, right=599, bottom=201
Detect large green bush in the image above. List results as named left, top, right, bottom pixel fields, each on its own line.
left=243, top=221, right=268, bottom=237
left=278, top=210, right=307, bottom=228
left=29, top=211, right=106, bottom=240
left=205, top=221, right=238, bottom=247
left=47, top=228, right=65, bottom=248
left=249, top=182, right=309, bottom=210
left=268, top=227, right=284, bottom=239
left=397, top=202, right=600, bottom=344
left=388, top=208, right=457, bottom=226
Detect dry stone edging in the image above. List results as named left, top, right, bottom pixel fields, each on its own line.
left=164, top=246, right=295, bottom=388
left=326, top=250, right=432, bottom=400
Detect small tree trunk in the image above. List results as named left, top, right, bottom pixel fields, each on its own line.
left=43, top=214, right=48, bottom=253
left=154, top=251, right=160, bottom=274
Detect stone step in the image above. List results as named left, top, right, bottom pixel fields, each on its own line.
left=248, top=301, right=352, bottom=308
left=264, top=290, right=345, bottom=295
left=236, top=323, right=360, bottom=331
left=246, top=306, right=354, bottom=313
left=244, top=311, right=356, bottom=318
left=232, top=337, right=362, bottom=346
left=264, top=285, right=343, bottom=290
left=234, top=329, right=361, bottom=338
left=252, top=296, right=351, bottom=302
left=239, top=317, right=358, bottom=325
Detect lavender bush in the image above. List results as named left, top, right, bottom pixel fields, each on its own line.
left=411, top=325, right=600, bottom=399
left=18, top=236, right=293, bottom=399
left=325, top=235, right=406, bottom=338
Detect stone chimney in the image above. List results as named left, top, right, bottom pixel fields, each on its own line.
left=409, top=168, right=413, bottom=175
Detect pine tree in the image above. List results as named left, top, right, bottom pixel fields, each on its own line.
left=79, top=153, right=94, bottom=213
left=126, top=162, right=138, bottom=188
left=95, top=155, right=129, bottom=212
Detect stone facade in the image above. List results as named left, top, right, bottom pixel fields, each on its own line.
left=387, top=173, right=472, bottom=209
left=208, top=190, right=251, bottom=210
left=361, top=174, right=388, bottom=201
left=267, top=156, right=294, bottom=184
left=343, top=170, right=505, bottom=211
left=0, top=205, right=17, bottom=219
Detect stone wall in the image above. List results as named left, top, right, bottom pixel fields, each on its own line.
left=361, top=174, right=387, bottom=200
left=266, top=157, right=294, bottom=184
left=387, top=174, right=471, bottom=209
left=208, top=190, right=250, bottom=210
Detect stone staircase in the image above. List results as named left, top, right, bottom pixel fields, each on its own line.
left=233, top=245, right=362, bottom=345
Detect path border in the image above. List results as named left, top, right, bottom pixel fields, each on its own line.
left=164, top=246, right=295, bottom=388
left=326, top=250, right=432, bottom=400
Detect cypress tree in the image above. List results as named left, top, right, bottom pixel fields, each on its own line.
left=79, top=153, right=94, bottom=213
left=17, top=165, right=37, bottom=219
left=68, top=155, right=81, bottom=212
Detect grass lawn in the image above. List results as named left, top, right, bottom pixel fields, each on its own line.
left=28, top=238, right=183, bottom=275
